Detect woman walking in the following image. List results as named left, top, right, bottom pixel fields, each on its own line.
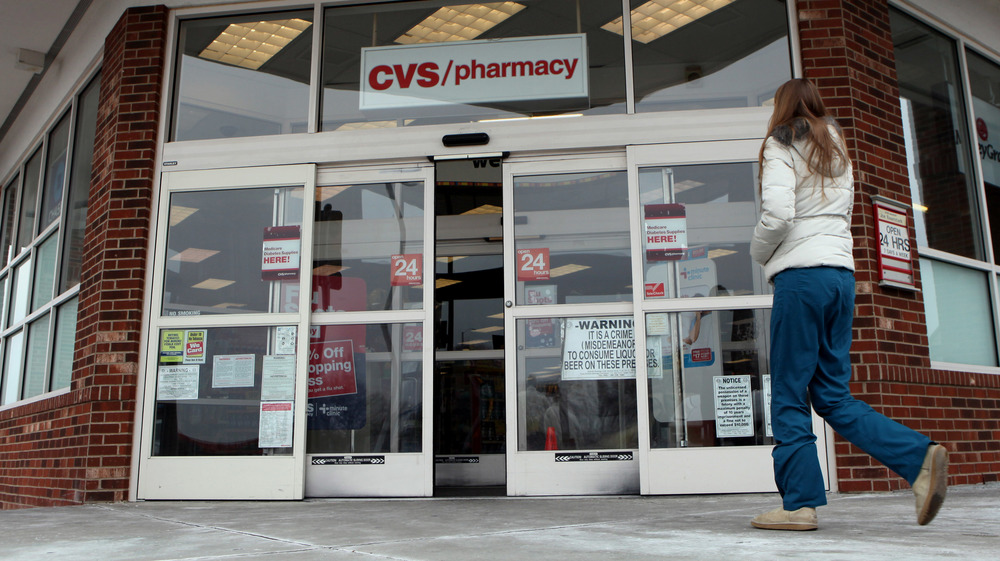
left=749, top=78, right=948, bottom=531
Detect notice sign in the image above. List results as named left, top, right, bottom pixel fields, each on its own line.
left=562, top=316, right=636, bottom=380
left=258, top=401, right=293, bottom=448
left=360, top=34, right=589, bottom=111
left=713, top=375, right=754, bottom=438
left=644, top=204, right=687, bottom=261
left=160, top=330, right=184, bottom=363
left=157, top=365, right=200, bottom=400
left=262, top=226, right=301, bottom=281
left=183, top=330, right=206, bottom=364
left=308, top=339, right=358, bottom=398
left=873, top=196, right=916, bottom=290
left=390, top=253, right=422, bottom=286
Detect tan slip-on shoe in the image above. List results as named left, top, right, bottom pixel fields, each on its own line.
left=913, top=443, right=948, bottom=525
left=751, top=507, right=818, bottom=531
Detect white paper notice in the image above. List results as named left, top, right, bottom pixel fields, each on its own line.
left=763, top=374, right=773, bottom=438
left=713, top=375, right=754, bottom=438
left=259, top=401, right=294, bottom=448
left=157, top=365, right=200, bottom=400
left=561, top=316, right=637, bottom=380
left=275, top=326, right=297, bottom=355
left=261, top=355, right=296, bottom=401
left=212, top=354, right=255, bottom=388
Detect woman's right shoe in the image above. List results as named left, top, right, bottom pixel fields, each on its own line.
left=914, top=443, right=948, bottom=525
left=751, top=506, right=818, bottom=530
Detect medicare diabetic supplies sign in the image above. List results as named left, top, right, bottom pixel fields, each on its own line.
left=872, top=196, right=916, bottom=290
left=262, top=226, right=300, bottom=281
left=644, top=204, right=687, bottom=261
left=562, top=317, right=636, bottom=380
left=359, top=34, right=588, bottom=110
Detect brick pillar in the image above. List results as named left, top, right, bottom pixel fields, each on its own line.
left=796, top=0, right=937, bottom=492
left=72, top=5, right=168, bottom=503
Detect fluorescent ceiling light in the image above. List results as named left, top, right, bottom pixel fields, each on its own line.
left=169, top=205, right=199, bottom=227
left=478, top=113, right=583, bottom=123
left=602, top=0, right=735, bottom=44
left=461, top=339, right=490, bottom=345
left=192, top=278, right=235, bottom=290
left=912, top=203, right=928, bottom=213
left=673, top=179, right=705, bottom=193
left=473, top=326, right=504, bottom=333
left=212, top=302, right=247, bottom=308
left=170, top=248, right=219, bottom=263
left=549, top=264, right=591, bottom=278
left=707, top=248, right=738, bottom=259
left=488, top=312, right=505, bottom=319
left=436, top=256, right=468, bottom=263
left=199, top=18, right=312, bottom=70
left=461, top=204, right=502, bottom=215
left=317, top=185, right=350, bottom=201
left=436, top=278, right=462, bottom=289
left=396, top=2, right=525, bottom=44
left=334, top=119, right=415, bottom=131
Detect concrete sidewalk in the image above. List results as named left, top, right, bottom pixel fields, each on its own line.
left=2, top=484, right=997, bottom=561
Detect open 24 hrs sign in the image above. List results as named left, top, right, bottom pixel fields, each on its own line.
left=873, top=196, right=916, bottom=290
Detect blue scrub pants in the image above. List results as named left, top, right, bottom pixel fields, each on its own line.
left=770, top=267, right=931, bottom=510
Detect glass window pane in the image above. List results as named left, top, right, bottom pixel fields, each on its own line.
left=152, top=325, right=298, bottom=456
left=16, top=148, right=42, bottom=253
left=2, top=331, right=24, bottom=406
left=514, top=170, right=630, bottom=304
left=60, top=74, right=101, bottom=293
left=893, top=9, right=982, bottom=260
left=50, top=297, right=78, bottom=391
left=641, top=162, right=762, bottom=299
left=632, top=0, right=790, bottom=113
left=306, top=322, right=423, bottom=454
left=517, top=316, right=637, bottom=451
left=162, top=186, right=303, bottom=316
left=173, top=10, right=313, bottom=141
left=1, top=176, right=17, bottom=267
left=32, top=234, right=58, bottom=311
left=9, top=257, right=32, bottom=327
left=321, top=0, right=626, bottom=132
left=313, top=181, right=424, bottom=312
left=968, top=50, right=1000, bottom=262
left=40, top=112, right=71, bottom=231
left=646, top=309, right=773, bottom=448
left=920, top=258, right=997, bottom=366
left=21, top=315, right=51, bottom=400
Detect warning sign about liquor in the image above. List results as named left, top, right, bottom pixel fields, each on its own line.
left=713, top=375, right=754, bottom=438
left=262, top=226, right=301, bottom=281
left=561, top=316, right=636, bottom=380
left=517, top=247, right=550, bottom=281
left=644, top=204, right=687, bottom=261
left=308, top=339, right=358, bottom=398
left=390, top=253, right=422, bottom=286
left=873, top=197, right=916, bottom=290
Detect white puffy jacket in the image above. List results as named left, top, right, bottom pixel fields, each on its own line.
left=750, top=119, right=855, bottom=282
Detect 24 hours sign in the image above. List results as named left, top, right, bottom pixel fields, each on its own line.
left=872, top=196, right=916, bottom=290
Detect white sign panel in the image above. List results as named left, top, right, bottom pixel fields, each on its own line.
left=561, top=317, right=636, bottom=380
left=258, top=401, right=294, bottom=448
left=360, top=34, right=588, bottom=110
left=713, top=375, right=754, bottom=438
left=212, top=354, right=255, bottom=388
left=261, top=355, right=296, bottom=401
left=157, top=365, right=200, bottom=400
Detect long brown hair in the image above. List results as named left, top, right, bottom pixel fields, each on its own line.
left=759, top=78, right=849, bottom=187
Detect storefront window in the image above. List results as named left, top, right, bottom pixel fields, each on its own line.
left=21, top=315, right=51, bottom=400
left=306, top=322, right=423, bottom=454
left=0, top=176, right=17, bottom=267
left=893, top=8, right=982, bottom=260
left=320, top=0, right=627, bottom=131
left=517, top=316, right=638, bottom=451
left=162, top=186, right=304, bottom=316
left=514, top=170, right=631, bottom=304
left=631, top=0, right=790, bottom=113
left=968, top=50, right=1000, bottom=263
left=152, top=325, right=298, bottom=456
left=49, top=297, right=77, bottom=391
left=640, top=162, right=761, bottom=299
left=16, top=149, right=42, bottom=254
left=172, top=10, right=314, bottom=141
left=40, top=112, right=70, bottom=232
left=60, top=75, right=101, bottom=292
left=920, top=258, right=997, bottom=366
left=646, top=309, right=773, bottom=448
left=313, top=181, right=424, bottom=312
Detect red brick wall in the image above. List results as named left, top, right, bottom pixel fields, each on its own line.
left=0, top=5, right=166, bottom=510
left=796, top=0, right=1000, bottom=491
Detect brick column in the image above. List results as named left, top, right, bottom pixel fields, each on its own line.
left=72, top=5, right=168, bottom=503
left=796, top=0, right=1000, bottom=492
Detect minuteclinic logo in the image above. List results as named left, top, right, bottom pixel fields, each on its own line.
left=360, top=34, right=589, bottom=111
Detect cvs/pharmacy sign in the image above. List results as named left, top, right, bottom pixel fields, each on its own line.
left=360, top=34, right=588, bottom=111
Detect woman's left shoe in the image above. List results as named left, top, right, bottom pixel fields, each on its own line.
left=751, top=507, right=818, bottom=531
left=914, top=443, right=948, bottom=525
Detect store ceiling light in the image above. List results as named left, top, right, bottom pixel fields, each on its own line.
left=461, top=204, right=502, bottom=215
left=602, top=0, right=735, bottom=44
left=199, top=18, right=312, bottom=70
left=192, top=278, right=235, bottom=290
left=550, top=264, right=591, bottom=278
left=436, top=278, right=462, bottom=289
left=169, top=205, right=199, bottom=227
left=170, top=248, right=219, bottom=263
left=473, top=325, right=504, bottom=333
left=313, top=264, right=351, bottom=276
left=396, top=2, right=525, bottom=44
